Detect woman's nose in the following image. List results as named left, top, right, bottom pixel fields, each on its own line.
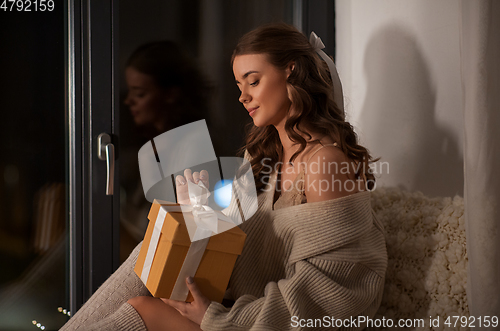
left=239, top=90, right=251, bottom=104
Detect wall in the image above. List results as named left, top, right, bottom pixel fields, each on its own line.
left=335, top=0, right=463, bottom=198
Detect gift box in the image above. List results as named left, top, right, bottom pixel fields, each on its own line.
left=134, top=199, right=246, bottom=303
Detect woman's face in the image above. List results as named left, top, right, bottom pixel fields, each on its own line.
left=233, top=54, right=292, bottom=128
left=124, top=67, right=167, bottom=127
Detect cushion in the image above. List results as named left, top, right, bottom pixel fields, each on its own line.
left=371, top=187, right=468, bottom=330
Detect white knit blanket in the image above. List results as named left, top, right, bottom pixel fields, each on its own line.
left=371, top=187, right=469, bottom=331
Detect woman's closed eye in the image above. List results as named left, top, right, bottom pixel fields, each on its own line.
left=250, top=80, right=260, bottom=87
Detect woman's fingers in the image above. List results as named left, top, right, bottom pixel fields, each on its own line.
left=184, top=169, right=194, bottom=183
left=200, top=170, right=209, bottom=189
left=176, top=169, right=210, bottom=204
left=161, top=277, right=210, bottom=325
left=192, top=172, right=200, bottom=184
left=175, top=175, right=189, bottom=204
left=176, top=175, right=186, bottom=186
left=185, top=277, right=209, bottom=306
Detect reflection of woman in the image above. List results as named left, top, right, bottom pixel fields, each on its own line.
left=61, top=24, right=387, bottom=331
left=120, top=41, right=211, bottom=259
left=124, top=40, right=210, bottom=139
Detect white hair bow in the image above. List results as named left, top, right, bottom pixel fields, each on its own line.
left=309, top=32, right=344, bottom=116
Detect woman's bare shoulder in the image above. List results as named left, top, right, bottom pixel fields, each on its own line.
left=302, top=142, right=364, bottom=202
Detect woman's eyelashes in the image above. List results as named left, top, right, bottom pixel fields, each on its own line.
left=235, top=78, right=259, bottom=89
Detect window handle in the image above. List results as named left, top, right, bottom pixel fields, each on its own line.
left=97, top=133, right=115, bottom=195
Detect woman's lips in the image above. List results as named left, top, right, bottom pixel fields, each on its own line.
left=248, top=107, right=258, bottom=117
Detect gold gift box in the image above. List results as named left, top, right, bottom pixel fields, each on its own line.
left=134, top=199, right=246, bottom=303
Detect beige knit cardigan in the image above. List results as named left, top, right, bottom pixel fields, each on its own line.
left=60, top=172, right=387, bottom=330
left=200, top=171, right=387, bottom=330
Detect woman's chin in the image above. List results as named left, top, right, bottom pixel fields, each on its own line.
left=251, top=117, right=268, bottom=128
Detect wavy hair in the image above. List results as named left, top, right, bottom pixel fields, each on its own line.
left=233, top=23, right=378, bottom=192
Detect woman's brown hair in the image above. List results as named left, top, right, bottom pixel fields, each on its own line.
left=233, top=23, right=378, bottom=192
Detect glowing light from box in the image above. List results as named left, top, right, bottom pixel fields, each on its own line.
left=214, top=179, right=232, bottom=208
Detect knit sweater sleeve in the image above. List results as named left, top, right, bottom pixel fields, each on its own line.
left=200, top=257, right=384, bottom=331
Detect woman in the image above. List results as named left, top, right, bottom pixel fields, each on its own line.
left=61, top=23, right=387, bottom=331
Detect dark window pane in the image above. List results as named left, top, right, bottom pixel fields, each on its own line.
left=0, top=5, right=68, bottom=330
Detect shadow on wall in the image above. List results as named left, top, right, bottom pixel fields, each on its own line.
left=357, top=24, right=463, bottom=198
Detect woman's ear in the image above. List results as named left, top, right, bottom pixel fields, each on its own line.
left=286, top=61, right=295, bottom=78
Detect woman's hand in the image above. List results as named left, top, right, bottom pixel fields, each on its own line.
left=161, top=276, right=211, bottom=325
left=176, top=169, right=209, bottom=205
